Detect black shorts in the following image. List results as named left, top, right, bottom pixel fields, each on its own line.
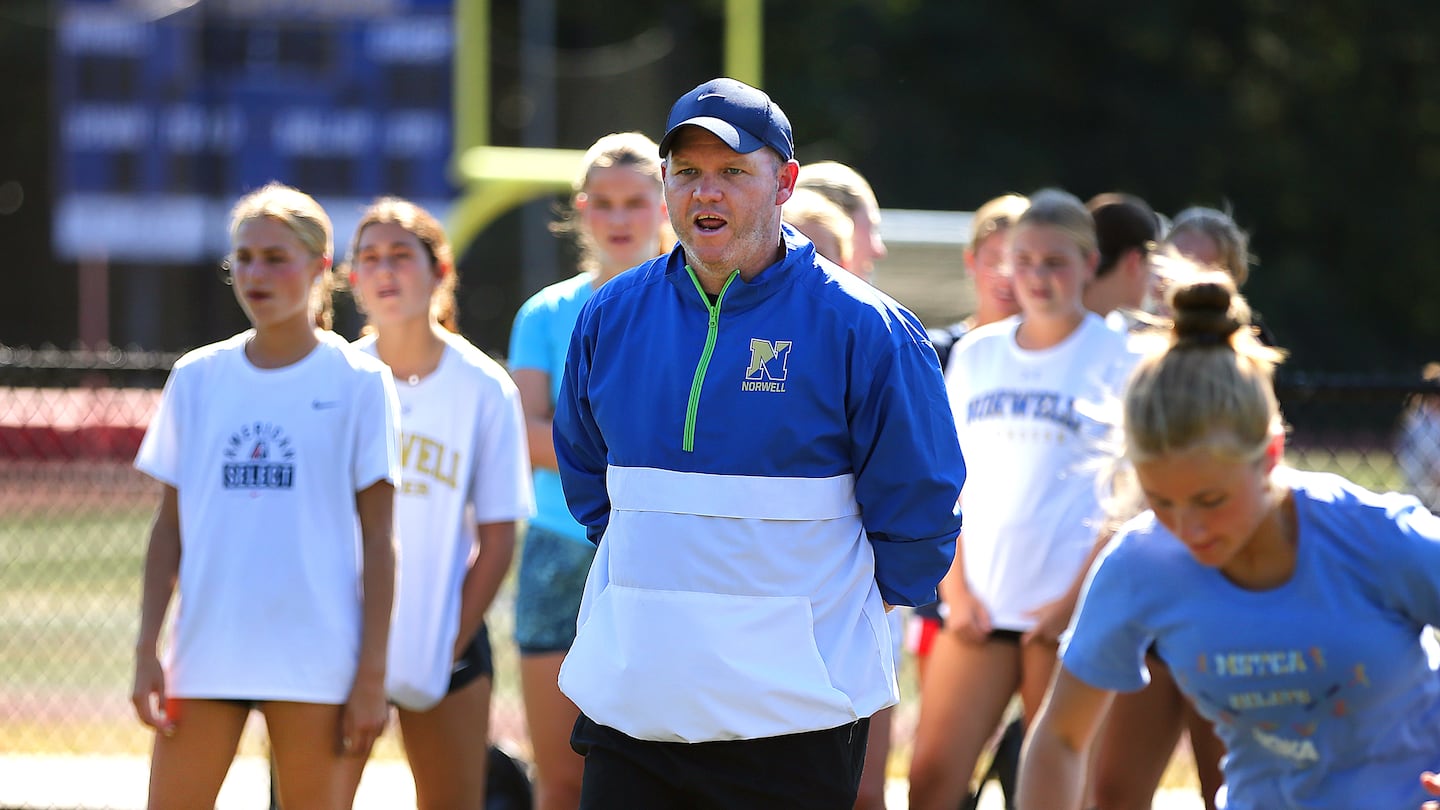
left=447, top=623, right=494, bottom=694
left=572, top=713, right=869, bottom=810
left=990, top=628, right=1024, bottom=644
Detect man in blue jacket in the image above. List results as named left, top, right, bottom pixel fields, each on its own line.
left=553, top=76, right=966, bottom=809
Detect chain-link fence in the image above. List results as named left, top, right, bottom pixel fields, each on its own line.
left=0, top=345, right=528, bottom=809
left=2, top=345, right=1437, bottom=808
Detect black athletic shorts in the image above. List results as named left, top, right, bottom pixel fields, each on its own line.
left=990, top=628, right=1024, bottom=644
left=448, top=622, right=494, bottom=694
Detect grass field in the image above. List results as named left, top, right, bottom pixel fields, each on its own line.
left=1293, top=447, right=1406, bottom=493
left=0, top=504, right=152, bottom=756
left=0, top=479, right=526, bottom=761
left=1, top=510, right=148, bottom=684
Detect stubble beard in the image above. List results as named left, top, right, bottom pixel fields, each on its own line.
left=681, top=215, right=784, bottom=290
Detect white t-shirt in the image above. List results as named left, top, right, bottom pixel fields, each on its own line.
left=356, top=332, right=534, bottom=710
left=945, top=313, right=1141, bottom=631
left=135, top=331, right=400, bottom=703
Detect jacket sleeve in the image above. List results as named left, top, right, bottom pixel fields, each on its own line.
left=553, top=300, right=612, bottom=545
left=849, top=311, right=965, bottom=606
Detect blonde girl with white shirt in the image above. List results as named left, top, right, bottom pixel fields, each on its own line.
left=908, top=189, right=1139, bottom=810
left=507, top=132, right=669, bottom=810
left=132, top=183, right=399, bottom=810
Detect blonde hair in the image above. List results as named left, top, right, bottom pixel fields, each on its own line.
left=553, top=132, right=668, bottom=272
left=1125, top=267, right=1287, bottom=464
left=969, top=193, right=1030, bottom=251
left=795, top=161, right=879, bottom=219
left=783, top=188, right=854, bottom=267
left=572, top=131, right=663, bottom=194
left=227, top=182, right=335, bottom=329
left=1014, top=188, right=1097, bottom=257
left=1167, top=206, right=1253, bottom=287
left=348, top=197, right=459, bottom=334
left=1405, top=362, right=1440, bottom=413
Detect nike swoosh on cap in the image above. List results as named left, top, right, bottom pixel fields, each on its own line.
left=696, top=92, right=725, bottom=100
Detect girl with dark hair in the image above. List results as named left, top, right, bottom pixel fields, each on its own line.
left=348, top=197, right=533, bottom=809
left=909, top=189, right=1141, bottom=810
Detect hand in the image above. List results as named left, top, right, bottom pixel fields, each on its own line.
left=943, top=589, right=993, bottom=645
left=339, top=677, right=388, bottom=757
left=1422, top=770, right=1440, bottom=809
left=131, top=651, right=176, bottom=736
left=1022, top=592, right=1077, bottom=647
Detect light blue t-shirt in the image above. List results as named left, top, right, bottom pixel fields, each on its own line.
left=1063, top=469, right=1440, bottom=810
left=508, top=272, right=594, bottom=544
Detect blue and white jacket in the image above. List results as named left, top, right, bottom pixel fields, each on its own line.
left=554, top=226, right=965, bottom=742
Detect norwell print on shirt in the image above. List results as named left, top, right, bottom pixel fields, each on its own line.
left=742, top=337, right=791, bottom=393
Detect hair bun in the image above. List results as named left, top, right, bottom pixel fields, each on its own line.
left=1171, top=271, right=1249, bottom=347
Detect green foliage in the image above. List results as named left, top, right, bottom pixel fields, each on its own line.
left=762, top=0, right=1440, bottom=373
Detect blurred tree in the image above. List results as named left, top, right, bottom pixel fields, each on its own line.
left=764, top=0, right=1440, bottom=371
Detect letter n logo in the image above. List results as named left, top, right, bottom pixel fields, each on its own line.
left=746, top=338, right=792, bottom=381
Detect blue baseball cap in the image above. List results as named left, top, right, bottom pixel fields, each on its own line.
left=658, top=78, right=794, bottom=162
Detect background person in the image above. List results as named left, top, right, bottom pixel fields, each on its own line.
left=1084, top=191, right=1226, bottom=810
left=131, top=182, right=399, bottom=810
left=507, top=131, right=671, bottom=810
left=795, top=160, right=889, bottom=282
left=923, top=193, right=1030, bottom=380
left=908, top=189, right=1140, bottom=810
left=788, top=167, right=894, bottom=810
left=1082, top=192, right=1164, bottom=331
left=782, top=186, right=854, bottom=270
left=1020, top=270, right=1440, bottom=810
left=553, top=77, right=965, bottom=809
left=917, top=191, right=1031, bottom=810
left=1397, top=362, right=1440, bottom=513
left=1163, top=205, right=1274, bottom=345
left=348, top=197, right=534, bottom=809
left=1165, top=206, right=1251, bottom=286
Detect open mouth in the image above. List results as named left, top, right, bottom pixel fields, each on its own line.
left=695, top=214, right=727, bottom=232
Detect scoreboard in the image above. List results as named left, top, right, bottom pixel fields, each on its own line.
left=54, top=0, right=456, bottom=263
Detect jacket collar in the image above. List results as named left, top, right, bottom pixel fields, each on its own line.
left=664, top=224, right=816, bottom=315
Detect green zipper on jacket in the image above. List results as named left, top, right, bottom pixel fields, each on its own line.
left=683, top=266, right=739, bottom=452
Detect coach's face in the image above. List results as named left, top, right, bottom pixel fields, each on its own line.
left=663, top=127, right=798, bottom=293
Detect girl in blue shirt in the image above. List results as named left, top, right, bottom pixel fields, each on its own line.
left=506, top=131, right=670, bottom=810
left=1019, top=268, right=1440, bottom=810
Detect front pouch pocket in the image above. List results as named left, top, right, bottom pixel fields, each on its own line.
left=558, top=583, right=858, bottom=743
